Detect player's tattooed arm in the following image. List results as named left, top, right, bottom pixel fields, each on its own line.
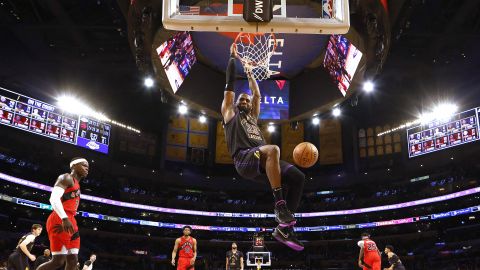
left=222, top=44, right=237, bottom=124
left=247, top=72, right=261, bottom=119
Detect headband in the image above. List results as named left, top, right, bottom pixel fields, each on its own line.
left=70, top=158, right=88, bottom=168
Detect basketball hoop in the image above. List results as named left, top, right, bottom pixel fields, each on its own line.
left=233, top=32, right=277, bottom=81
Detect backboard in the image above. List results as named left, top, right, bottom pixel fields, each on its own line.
left=162, top=0, right=349, bottom=34
left=246, top=251, right=271, bottom=267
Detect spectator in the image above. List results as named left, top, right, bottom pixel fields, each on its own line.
left=34, top=249, right=51, bottom=270
left=82, top=254, right=96, bottom=270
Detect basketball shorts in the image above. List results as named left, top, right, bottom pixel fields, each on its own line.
left=177, top=257, right=194, bottom=270
left=7, top=251, right=29, bottom=270
left=46, top=212, right=80, bottom=253
left=363, top=256, right=381, bottom=270
left=234, top=147, right=294, bottom=182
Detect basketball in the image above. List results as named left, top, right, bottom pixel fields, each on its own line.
left=293, top=142, right=318, bottom=168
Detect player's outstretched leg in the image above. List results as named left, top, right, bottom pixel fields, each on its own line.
left=36, top=255, right=66, bottom=270
left=272, top=161, right=305, bottom=250
left=258, top=145, right=296, bottom=226
left=258, top=145, right=304, bottom=251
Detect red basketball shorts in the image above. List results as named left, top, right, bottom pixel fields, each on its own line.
left=363, top=256, right=381, bottom=270
left=177, top=257, right=195, bottom=270
left=46, top=212, right=80, bottom=252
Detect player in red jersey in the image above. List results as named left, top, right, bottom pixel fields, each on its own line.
left=171, top=226, right=197, bottom=270
left=37, top=157, right=89, bottom=270
left=357, top=233, right=381, bottom=270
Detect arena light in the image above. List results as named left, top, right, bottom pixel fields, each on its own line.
left=377, top=119, right=420, bottom=136
left=418, top=112, right=435, bottom=125
left=332, top=107, right=341, bottom=117
left=378, top=102, right=458, bottom=137
left=419, top=102, right=458, bottom=125
left=363, top=81, right=374, bottom=93
left=57, top=94, right=141, bottom=133
left=312, top=117, right=320, bottom=125
left=199, top=115, right=207, bottom=123
left=432, top=103, right=458, bottom=122
left=144, top=77, right=155, bottom=88
left=178, top=104, right=188, bottom=114
left=57, top=95, right=110, bottom=122
left=267, top=124, right=275, bottom=133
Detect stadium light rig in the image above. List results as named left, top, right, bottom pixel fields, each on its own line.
left=419, top=103, right=458, bottom=124
left=57, top=95, right=141, bottom=133
left=377, top=102, right=458, bottom=137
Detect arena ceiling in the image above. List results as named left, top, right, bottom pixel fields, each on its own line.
left=0, top=0, right=479, bottom=130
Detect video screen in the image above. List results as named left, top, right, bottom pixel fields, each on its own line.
left=234, top=80, right=289, bottom=120
left=0, top=88, right=111, bottom=154
left=323, top=35, right=363, bottom=96
left=156, top=31, right=197, bottom=93
left=407, top=107, right=480, bottom=158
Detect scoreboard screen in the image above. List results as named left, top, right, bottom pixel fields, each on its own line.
left=407, top=107, right=480, bottom=158
left=0, top=88, right=110, bottom=154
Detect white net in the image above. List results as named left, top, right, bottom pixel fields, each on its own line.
left=234, top=32, right=276, bottom=81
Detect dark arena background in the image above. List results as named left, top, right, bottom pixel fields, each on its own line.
left=1, top=0, right=480, bottom=269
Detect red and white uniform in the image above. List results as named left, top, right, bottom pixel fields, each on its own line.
left=46, top=177, right=81, bottom=252
left=358, top=239, right=381, bottom=270
left=177, top=236, right=195, bottom=270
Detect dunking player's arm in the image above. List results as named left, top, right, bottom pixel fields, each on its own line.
left=221, top=45, right=237, bottom=124
left=171, top=238, right=180, bottom=266
left=50, top=174, right=75, bottom=234
left=247, top=70, right=261, bottom=119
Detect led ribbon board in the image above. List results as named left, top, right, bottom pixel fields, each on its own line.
left=0, top=193, right=478, bottom=233
left=1, top=172, right=479, bottom=219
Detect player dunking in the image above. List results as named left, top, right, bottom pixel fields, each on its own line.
left=222, top=45, right=305, bottom=251
left=357, top=233, right=381, bottom=270
left=37, top=158, right=89, bottom=270
left=171, top=226, right=197, bottom=270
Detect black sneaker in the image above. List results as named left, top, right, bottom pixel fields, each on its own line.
left=272, top=225, right=304, bottom=251
left=274, top=200, right=296, bottom=226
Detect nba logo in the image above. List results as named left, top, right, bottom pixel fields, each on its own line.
left=322, top=0, right=333, bottom=18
